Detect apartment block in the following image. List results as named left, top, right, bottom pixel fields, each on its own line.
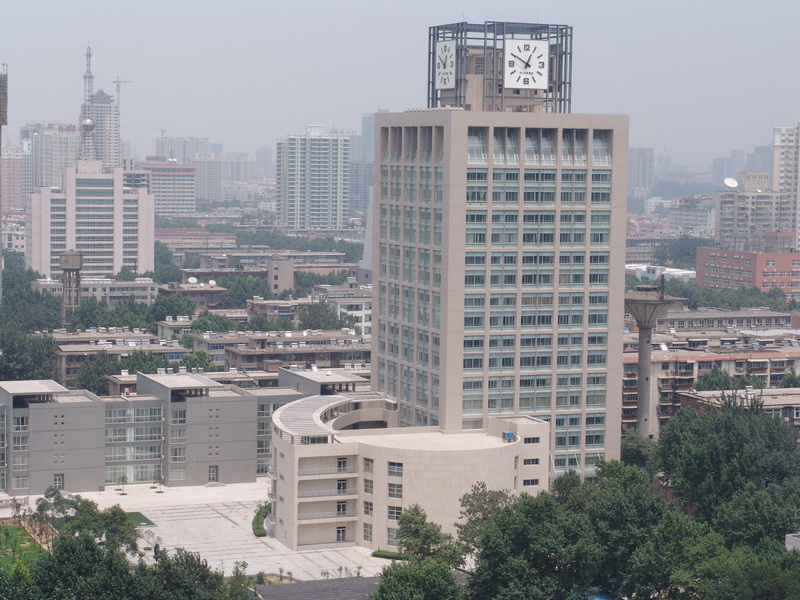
left=26, top=161, right=155, bottom=278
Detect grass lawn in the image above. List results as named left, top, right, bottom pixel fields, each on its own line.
left=127, top=512, right=155, bottom=527
left=0, top=524, right=47, bottom=568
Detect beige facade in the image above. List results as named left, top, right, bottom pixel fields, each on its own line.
left=270, top=394, right=549, bottom=550
left=372, top=109, right=627, bottom=469
left=26, top=161, right=155, bottom=278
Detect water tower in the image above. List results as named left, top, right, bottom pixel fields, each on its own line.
left=60, top=250, right=83, bottom=326
left=625, top=281, right=677, bottom=439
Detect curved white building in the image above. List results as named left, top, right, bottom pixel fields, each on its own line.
left=269, top=394, right=548, bottom=550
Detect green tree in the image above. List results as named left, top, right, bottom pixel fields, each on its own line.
left=781, top=368, right=800, bottom=388
left=652, top=236, right=715, bottom=269
left=120, top=350, right=172, bottom=374
left=711, top=483, right=798, bottom=548
left=397, top=505, right=463, bottom=567
left=0, top=331, right=60, bottom=381
left=456, top=482, right=513, bottom=555
left=294, top=270, right=350, bottom=296
left=69, top=297, right=111, bottom=330
left=694, top=364, right=733, bottom=391
left=133, top=547, right=224, bottom=600
left=217, top=275, right=272, bottom=309
left=180, top=351, right=217, bottom=373
left=115, top=266, right=138, bottom=281
left=659, top=402, right=800, bottom=524
left=245, top=314, right=293, bottom=332
left=58, top=498, right=138, bottom=553
left=190, top=310, right=237, bottom=333
left=0, top=560, right=38, bottom=600
left=371, top=558, right=466, bottom=600
left=620, top=428, right=659, bottom=475
left=150, top=294, right=195, bottom=323
left=33, top=532, right=134, bottom=599
left=219, top=561, right=250, bottom=600
left=297, top=302, right=355, bottom=330
left=470, top=492, right=600, bottom=600
left=149, top=241, right=183, bottom=284
left=76, top=350, right=119, bottom=395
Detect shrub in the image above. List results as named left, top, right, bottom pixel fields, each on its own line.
left=252, top=502, right=271, bottom=537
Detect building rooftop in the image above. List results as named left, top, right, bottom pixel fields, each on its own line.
left=280, top=367, right=367, bottom=385
left=0, top=380, right=67, bottom=395
left=340, top=428, right=511, bottom=451
left=272, top=394, right=345, bottom=437
left=139, top=372, right=224, bottom=390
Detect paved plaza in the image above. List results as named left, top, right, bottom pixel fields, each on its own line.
left=0, top=479, right=391, bottom=579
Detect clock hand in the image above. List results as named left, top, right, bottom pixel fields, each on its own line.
left=510, top=53, right=531, bottom=69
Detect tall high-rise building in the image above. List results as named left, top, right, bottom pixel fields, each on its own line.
left=155, top=137, right=211, bottom=163
left=276, top=125, right=350, bottom=229
left=80, top=47, right=120, bottom=169
left=370, top=20, right=625, bottom=448
left=270, top=21, right=627, bottom=551
left=0, top=145, right=25, bottom=212
left=715, top=171, right=793, bottom=251
left=773, top=125, right=798, bottom=195
left=142, top=160, right=197, bottom=217
left=628, top=147, right=655, bottom=201
left=27, top=160, right=154, bottom=278
left=30, top=123, right=81, bottom=188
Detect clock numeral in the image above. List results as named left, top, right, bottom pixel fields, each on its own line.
left=449, top=60, right=453, bottom=67
left=539, top=61, right=545, bottom=68
left=508, top=60, right=515, bottom=68
left=523, top=77, right=530, bottom=85
left=523, top=43, right=530, bottom=51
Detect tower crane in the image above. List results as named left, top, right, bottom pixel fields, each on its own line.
left=113, top=76, right=133, bottom=108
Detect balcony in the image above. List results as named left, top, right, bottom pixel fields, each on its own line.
left=297, top=510, right=357, bottom=521
left=298, top=488, right=359, bottom=499
left=298, top=466, right=358, bottom=477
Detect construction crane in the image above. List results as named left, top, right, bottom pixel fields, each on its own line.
left=113, top=75, right=133, bottom=109
left=151, top=128, right=167, bottom=138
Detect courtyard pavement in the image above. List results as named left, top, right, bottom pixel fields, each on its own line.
left=0, top=479, right=391, bottom=579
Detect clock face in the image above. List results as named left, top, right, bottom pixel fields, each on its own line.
left=503, top=39, right=549, bottom=90
left=435, top=40, right=456, bottom=90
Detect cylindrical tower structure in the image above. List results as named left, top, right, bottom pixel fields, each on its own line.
left=624, top=283, right=676, bottom=439
left=60, top=250, right=83, bottom=327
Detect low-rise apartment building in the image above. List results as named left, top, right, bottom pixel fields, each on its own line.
left=0, top=371, right=306, bottom=495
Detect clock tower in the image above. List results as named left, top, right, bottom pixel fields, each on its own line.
left=428, top=21, right=572, bottom=113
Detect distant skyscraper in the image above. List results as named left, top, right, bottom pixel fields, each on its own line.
left=276, top=126, right=350, bottom=229
left=27, top=160, right=154, bottom=278
left=30, top=123, right=81, bottom=188
left=746, top=145, right=772, bottom=176
left=155, top=137, right=210, bottom=163
left=715, top=171, right=793, bottom=251
left=80, top=47, right=120, bottom=168
left=142, top=160, right=197, bottom=217
left=254, top=147, right=273, bottom=179
left=628, top=148, right=655, bottom=200
left=0, top=145, right=25, bottom=212
left=710, top=150, right=745, bottom=187
left=773, top=124, right=799, bottom=195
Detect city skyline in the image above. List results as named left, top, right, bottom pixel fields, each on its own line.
left=3, top=1, right=799, bottom=169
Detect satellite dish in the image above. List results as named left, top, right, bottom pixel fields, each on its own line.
left=208, top=279, right=216, bottom=286
left=723, top=177, right=738, bottom=189
left=188, top=277, right=198, bottom=284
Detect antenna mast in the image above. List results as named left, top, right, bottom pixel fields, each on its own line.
left=83, top=45, right=93, bottom=112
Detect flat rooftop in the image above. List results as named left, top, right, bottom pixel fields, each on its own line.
left=140, top=373, right=224, bottom=389
left=338, top=429, right=509, bottom=451
left=0, top=380, right=68, bottom=395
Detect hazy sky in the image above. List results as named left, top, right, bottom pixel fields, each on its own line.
left=3, top=0, right=799, bottom=169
